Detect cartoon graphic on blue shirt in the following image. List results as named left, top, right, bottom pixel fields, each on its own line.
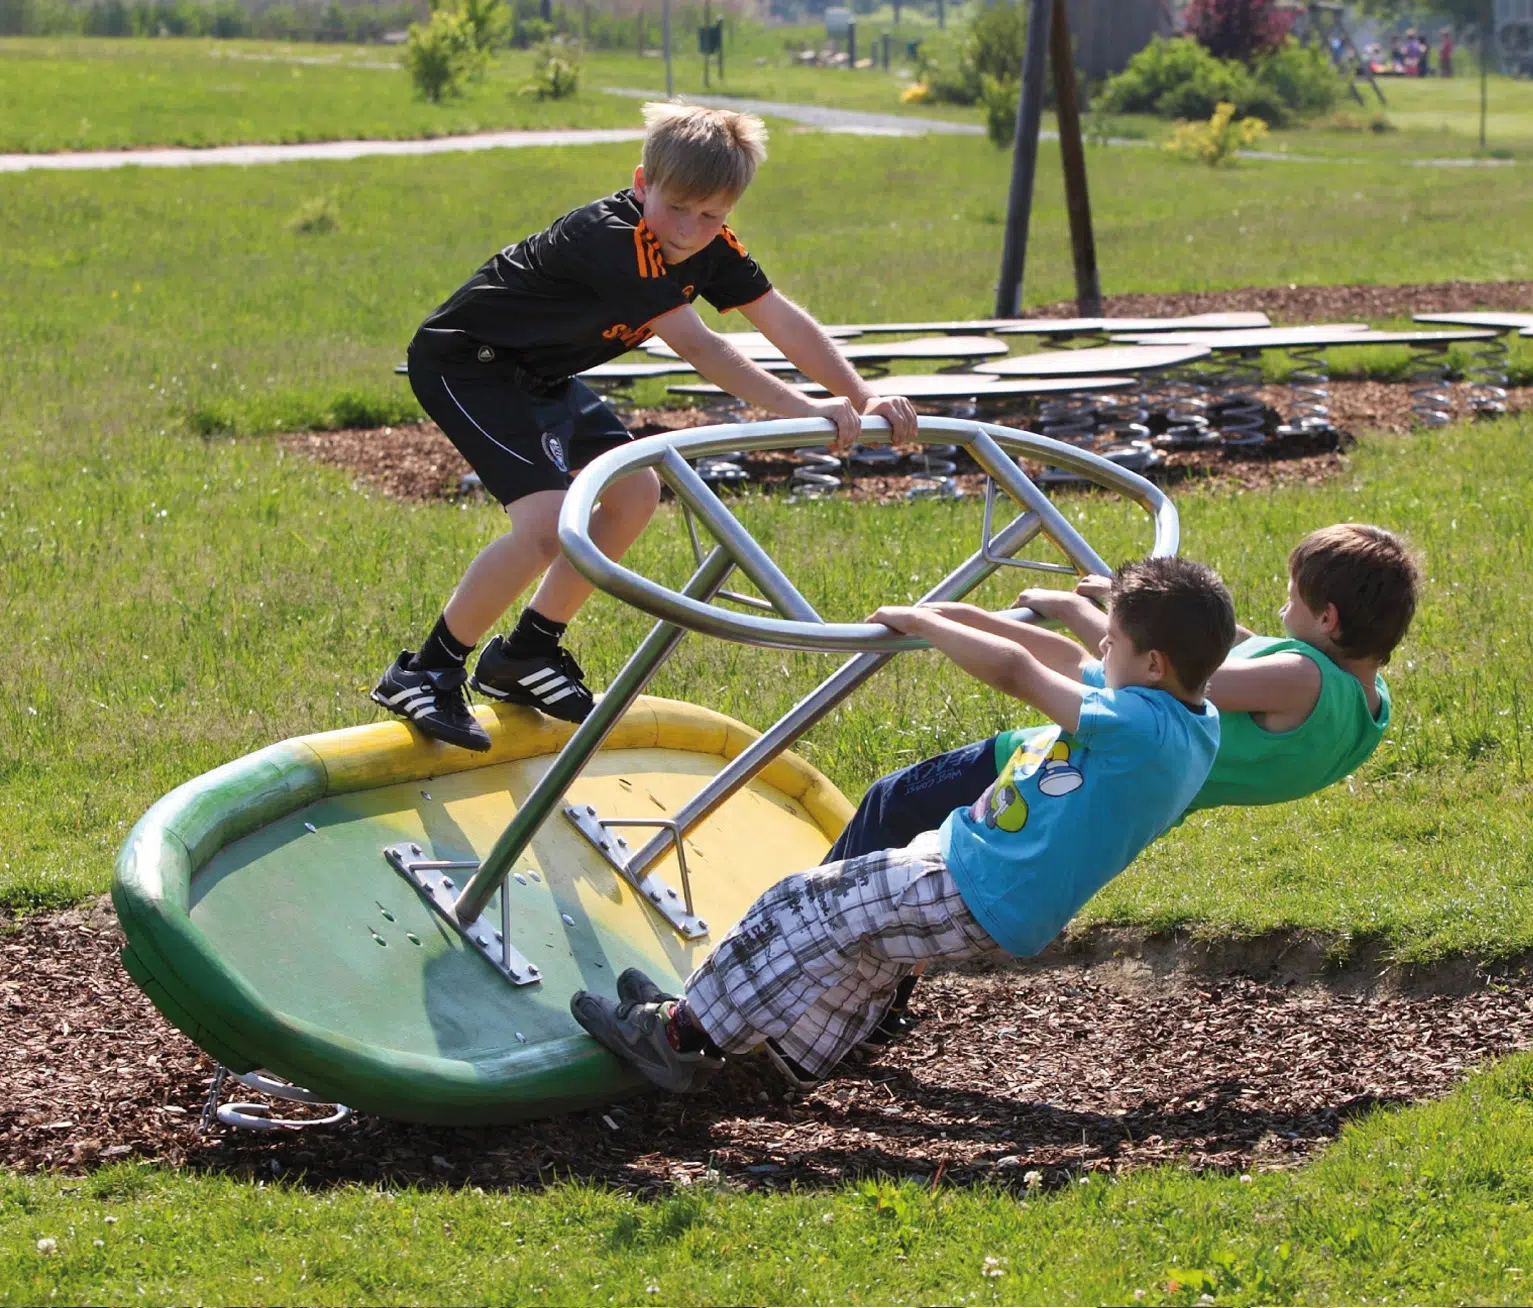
left=978, top=730, right=1083, bottom=832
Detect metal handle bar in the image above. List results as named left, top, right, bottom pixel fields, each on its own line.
left=558, top=416, right=1176, bottom=651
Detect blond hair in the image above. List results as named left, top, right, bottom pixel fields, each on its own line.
left=640, top=102, right=768, bottom=202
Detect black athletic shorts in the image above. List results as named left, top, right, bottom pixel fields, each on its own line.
left=406, top=354, right=632, bottom=505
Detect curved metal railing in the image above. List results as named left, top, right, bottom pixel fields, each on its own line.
left=557, top=415, right=1178, bottom=654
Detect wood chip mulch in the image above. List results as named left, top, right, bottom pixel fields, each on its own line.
left=7, top=899, right=1533, bottom=1194
left=1026, top=278, right=1533, bottom=324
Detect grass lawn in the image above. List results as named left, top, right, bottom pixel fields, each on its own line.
left=5, top=1053, right=1533, bottom=1304
left=4, top=94, right=1533, bottom=1306
left=0, top=34, right=961, bottom=153
left=0, top=37, right=645, bottom=151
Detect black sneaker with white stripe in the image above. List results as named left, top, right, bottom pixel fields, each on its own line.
left=370, top=651, right=492, bottom=752
left=470, top=636, right=596, bottom=723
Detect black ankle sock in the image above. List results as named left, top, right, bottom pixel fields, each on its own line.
left=410, top=614, right=474, bottom=672
left=890, top=973, right=919, bottom=1013
left=505, top=608, right=567, bottom=656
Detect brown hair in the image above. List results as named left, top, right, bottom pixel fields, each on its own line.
left=1110, top=556, right=1236, bottom=692
left=1288, top=523, right=1419, bottom=663
left=640, top=102, right=768, bottom=202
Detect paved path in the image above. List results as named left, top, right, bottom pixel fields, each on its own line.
left=0, top=128, right=648, bottom=174
left=599, top=86, right=983, bottom=137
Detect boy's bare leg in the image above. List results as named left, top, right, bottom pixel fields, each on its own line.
left=440, top=489, right=566, bottom=646
left=522, top=469, right=662, bottom=624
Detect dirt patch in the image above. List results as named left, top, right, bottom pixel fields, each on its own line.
left=7, top=901, right=1533, bottom=1194
left=1026, top=279, right=1533, bottom=324
left=282, top=384, right=1530, bottom=507
left=283, top=420, right=1362, bottom=505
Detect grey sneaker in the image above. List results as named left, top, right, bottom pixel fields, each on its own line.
left=569, top=992, right=720, bottom=1093
left=616, top=967, right=677, bottom=1009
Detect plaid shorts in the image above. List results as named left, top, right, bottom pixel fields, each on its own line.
left=684, top=832, right=1005, bottom=1077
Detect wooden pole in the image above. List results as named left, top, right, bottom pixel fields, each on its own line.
left=1049, top=0, right=1100, bottom=316
left=994, top=0, right=1054, bottom=317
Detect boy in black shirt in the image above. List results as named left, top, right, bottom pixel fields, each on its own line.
left=375, top=102, right=917, bottom=750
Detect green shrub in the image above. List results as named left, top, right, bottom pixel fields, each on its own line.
left=518, top=39, right=580, bottom=100
left=405, top=7, right=483, bottom=102
left=514, top=14, right=553, bottom=46
left=914, top=28, right=982, bottom=105
left=966, top=1, right=1028, bottom=84
left=1254, top=38, right=1343, bottom=116
left=920, top=5, right=1030, bottom=111
left=448, top=0, right=510, bottom=54
left=1100, top=34, right=1296, bottom=125
left=1100, top=32, right=1343, bottom=126
left=981, top=73, right=1019, bottom=148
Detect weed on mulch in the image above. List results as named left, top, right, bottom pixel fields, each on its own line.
left=6, top=900, right=1533, bottom=1195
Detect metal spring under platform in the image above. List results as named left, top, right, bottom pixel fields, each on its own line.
left=1464, top=333, right=1510, bottom=416
left=1408, top=339, right=1455, bottom=427
left=788, top=447, right=842, bottom=501
left=1095, top=386, right=1152, bottom=446
left=695, top=453, right=750, bottom=487
left=906, top=445, right=963, bottom=500
left=1154, top=362, right=1218, bottom=448
left=1275, top=342, right=1335, bottom=439
left=1211, top=350, right=1267, bottom=448
left=1038, top=391, right=1098, bottom=447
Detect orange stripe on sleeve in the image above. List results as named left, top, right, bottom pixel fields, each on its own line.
left=633, top=224, right=651, bottom=277
left=720, top=226, right=749, bottom=258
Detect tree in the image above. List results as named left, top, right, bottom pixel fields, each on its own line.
left=1184, top=0, right=1293, bottom=62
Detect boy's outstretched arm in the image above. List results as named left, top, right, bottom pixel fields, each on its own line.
left=1016, top=585, right=1110, bottom=648
left=870, top=605, right=1086, bottom=733
left=654, top=304, right=867, bottom=447
left=1206, top=654, right=1321, bottom=719
left=740, top=291, right=918, bottom=442
left=920, top=601, right=1094, bottom=680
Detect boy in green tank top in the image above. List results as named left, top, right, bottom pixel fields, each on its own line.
left=1018, top=522, right=1417, bottom=813
left=826, top=523, right=1419, bottom=1042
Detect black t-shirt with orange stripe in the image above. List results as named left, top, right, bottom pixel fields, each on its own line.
left=408, top=188, right=772, bottom=384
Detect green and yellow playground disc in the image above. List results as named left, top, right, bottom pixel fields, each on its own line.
left=112, top=698, right=851, bottom=1125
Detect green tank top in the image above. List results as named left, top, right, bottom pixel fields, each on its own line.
left=992, top=636, right=1389, bottom=813
left=1187, top=634, right=1389, bottom=811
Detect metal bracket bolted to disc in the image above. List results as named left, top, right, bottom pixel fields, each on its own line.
left=383, top=842, right=542, bottom=985
left=562, top=805, right=709, bottom=941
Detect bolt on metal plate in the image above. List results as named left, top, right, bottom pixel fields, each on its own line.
left=562, top=805, right=708, bottom=940
left=382, top=842, right=541, bottom=986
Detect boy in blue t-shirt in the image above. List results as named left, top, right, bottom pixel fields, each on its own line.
left=569, top=557, right=1236, bottom=1092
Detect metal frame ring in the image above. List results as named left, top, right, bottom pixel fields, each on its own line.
left=557, top=415, right=1177, bottom=653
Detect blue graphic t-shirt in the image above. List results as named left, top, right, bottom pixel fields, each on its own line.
left=939, top=661, right=1220, bottom=958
